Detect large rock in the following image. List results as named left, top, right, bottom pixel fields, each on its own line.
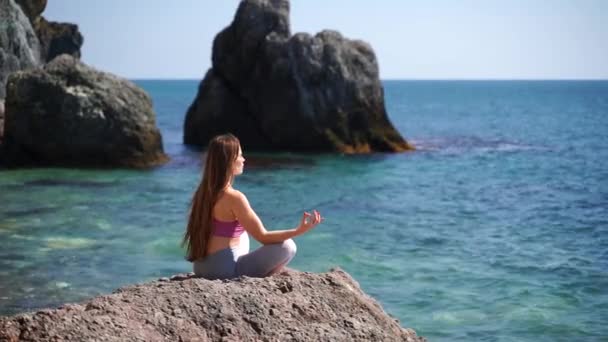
left=185, top=0, right=413, bottom=153
left=2, top=54, right=168, bottom=168
left=0, top=0, right=42, bottom=100
left=14, top=0, right=46, bottom=23
left=34, top=16, right=83, bottom=62
left=0, top=269, right=425, bottom=341
left=0, top=99, right=4, bottom=143
left=16, top=0, right=83, bottom=62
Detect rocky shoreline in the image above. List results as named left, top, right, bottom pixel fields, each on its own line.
left=0, top=269, right=425, bottom=341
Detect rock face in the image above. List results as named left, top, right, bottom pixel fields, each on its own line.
left=185, top=0, right=413, bottom=153
left=2, top=55, right=168, bottom=168
left=33, top=17, right=83, bottom=62
left=16, top=0, right=83, bottom=62
left=0, top=0, right=42, bottom=100
left=0, top=99, right=4, bottom=143
left=13, top=0, right=46, bottom=23
left=0, top=269, right=425, bottom=341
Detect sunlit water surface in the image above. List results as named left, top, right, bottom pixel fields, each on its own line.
left=1, top=80, right=607, bottom=341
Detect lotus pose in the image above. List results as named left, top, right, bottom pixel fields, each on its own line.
left=183, top=134, right=323, bottom=279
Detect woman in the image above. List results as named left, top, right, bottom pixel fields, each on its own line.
left=183, top=133, right=323, bottom=279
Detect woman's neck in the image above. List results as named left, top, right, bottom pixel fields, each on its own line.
left=223, top=181, right=234, bottom=191
left=222, top=175, right=235, bottom=192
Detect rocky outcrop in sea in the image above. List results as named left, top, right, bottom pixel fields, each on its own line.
left=2, top=55, right=168, bottom=168
left=15, top=0, right=84, bottom=62
left=0, top=0, right=168, bottom=168
left=0, top=0, right=42, bottom=100
left=0, top=0, right=83, bottom=101
left=0, top=269, right=425, bottom=341
left=184, top=0, right=413, bottom=153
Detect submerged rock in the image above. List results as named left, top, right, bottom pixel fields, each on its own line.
left=0, top=0, right=42, bottom=100
left=185, top=0, right=413, bottom=153
left=2, top=54, right=168, bottom=168
left=0, top=268, right=425, bottom=341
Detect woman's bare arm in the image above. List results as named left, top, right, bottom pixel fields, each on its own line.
left=228, top=190, right=321, bottom=244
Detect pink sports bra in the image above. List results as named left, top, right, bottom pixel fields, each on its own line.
left=212, top=218, right=245, bottom=238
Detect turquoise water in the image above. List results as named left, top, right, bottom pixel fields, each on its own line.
left=1, top=80, right=607, bottom=341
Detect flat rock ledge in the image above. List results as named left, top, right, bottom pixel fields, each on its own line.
left=0, top=268, right=425, bottom=341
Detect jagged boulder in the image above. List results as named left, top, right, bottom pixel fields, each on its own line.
left=0, top=269, right=425, bottom=341
left=0, top=0, right=42, bottom=100
left=2, top=54, right=168, bottom=168
left=15, top=0, right=83, bottom=62
left=33, top=16, right=83, bottom=62
left=185, top=0, right=413, bottom=153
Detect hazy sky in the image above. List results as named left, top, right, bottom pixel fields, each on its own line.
left=44, top=0, right=608, bottom=80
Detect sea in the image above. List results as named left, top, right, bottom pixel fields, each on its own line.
left=1, top=80, right=607, bottom=341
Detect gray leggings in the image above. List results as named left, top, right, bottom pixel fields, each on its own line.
left=193, top=236, right=297, bottom=280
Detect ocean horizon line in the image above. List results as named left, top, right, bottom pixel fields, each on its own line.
left=129, top=77, right=608, bottom=82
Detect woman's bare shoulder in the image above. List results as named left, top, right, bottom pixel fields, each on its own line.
left=223, top=188, right=247, bottom=203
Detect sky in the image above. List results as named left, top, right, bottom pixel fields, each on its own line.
left=43, top=0, right=608, bottom=80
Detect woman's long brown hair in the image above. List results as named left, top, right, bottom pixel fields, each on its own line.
left=182, top=134, right=241, bottom=261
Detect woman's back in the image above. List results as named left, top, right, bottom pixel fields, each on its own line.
left=213, top=190, right=238, bottom=221
left=206, top=190, right=244, bottom=255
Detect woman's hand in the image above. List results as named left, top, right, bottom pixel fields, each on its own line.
left=296, top=210, right=323, bottom=234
